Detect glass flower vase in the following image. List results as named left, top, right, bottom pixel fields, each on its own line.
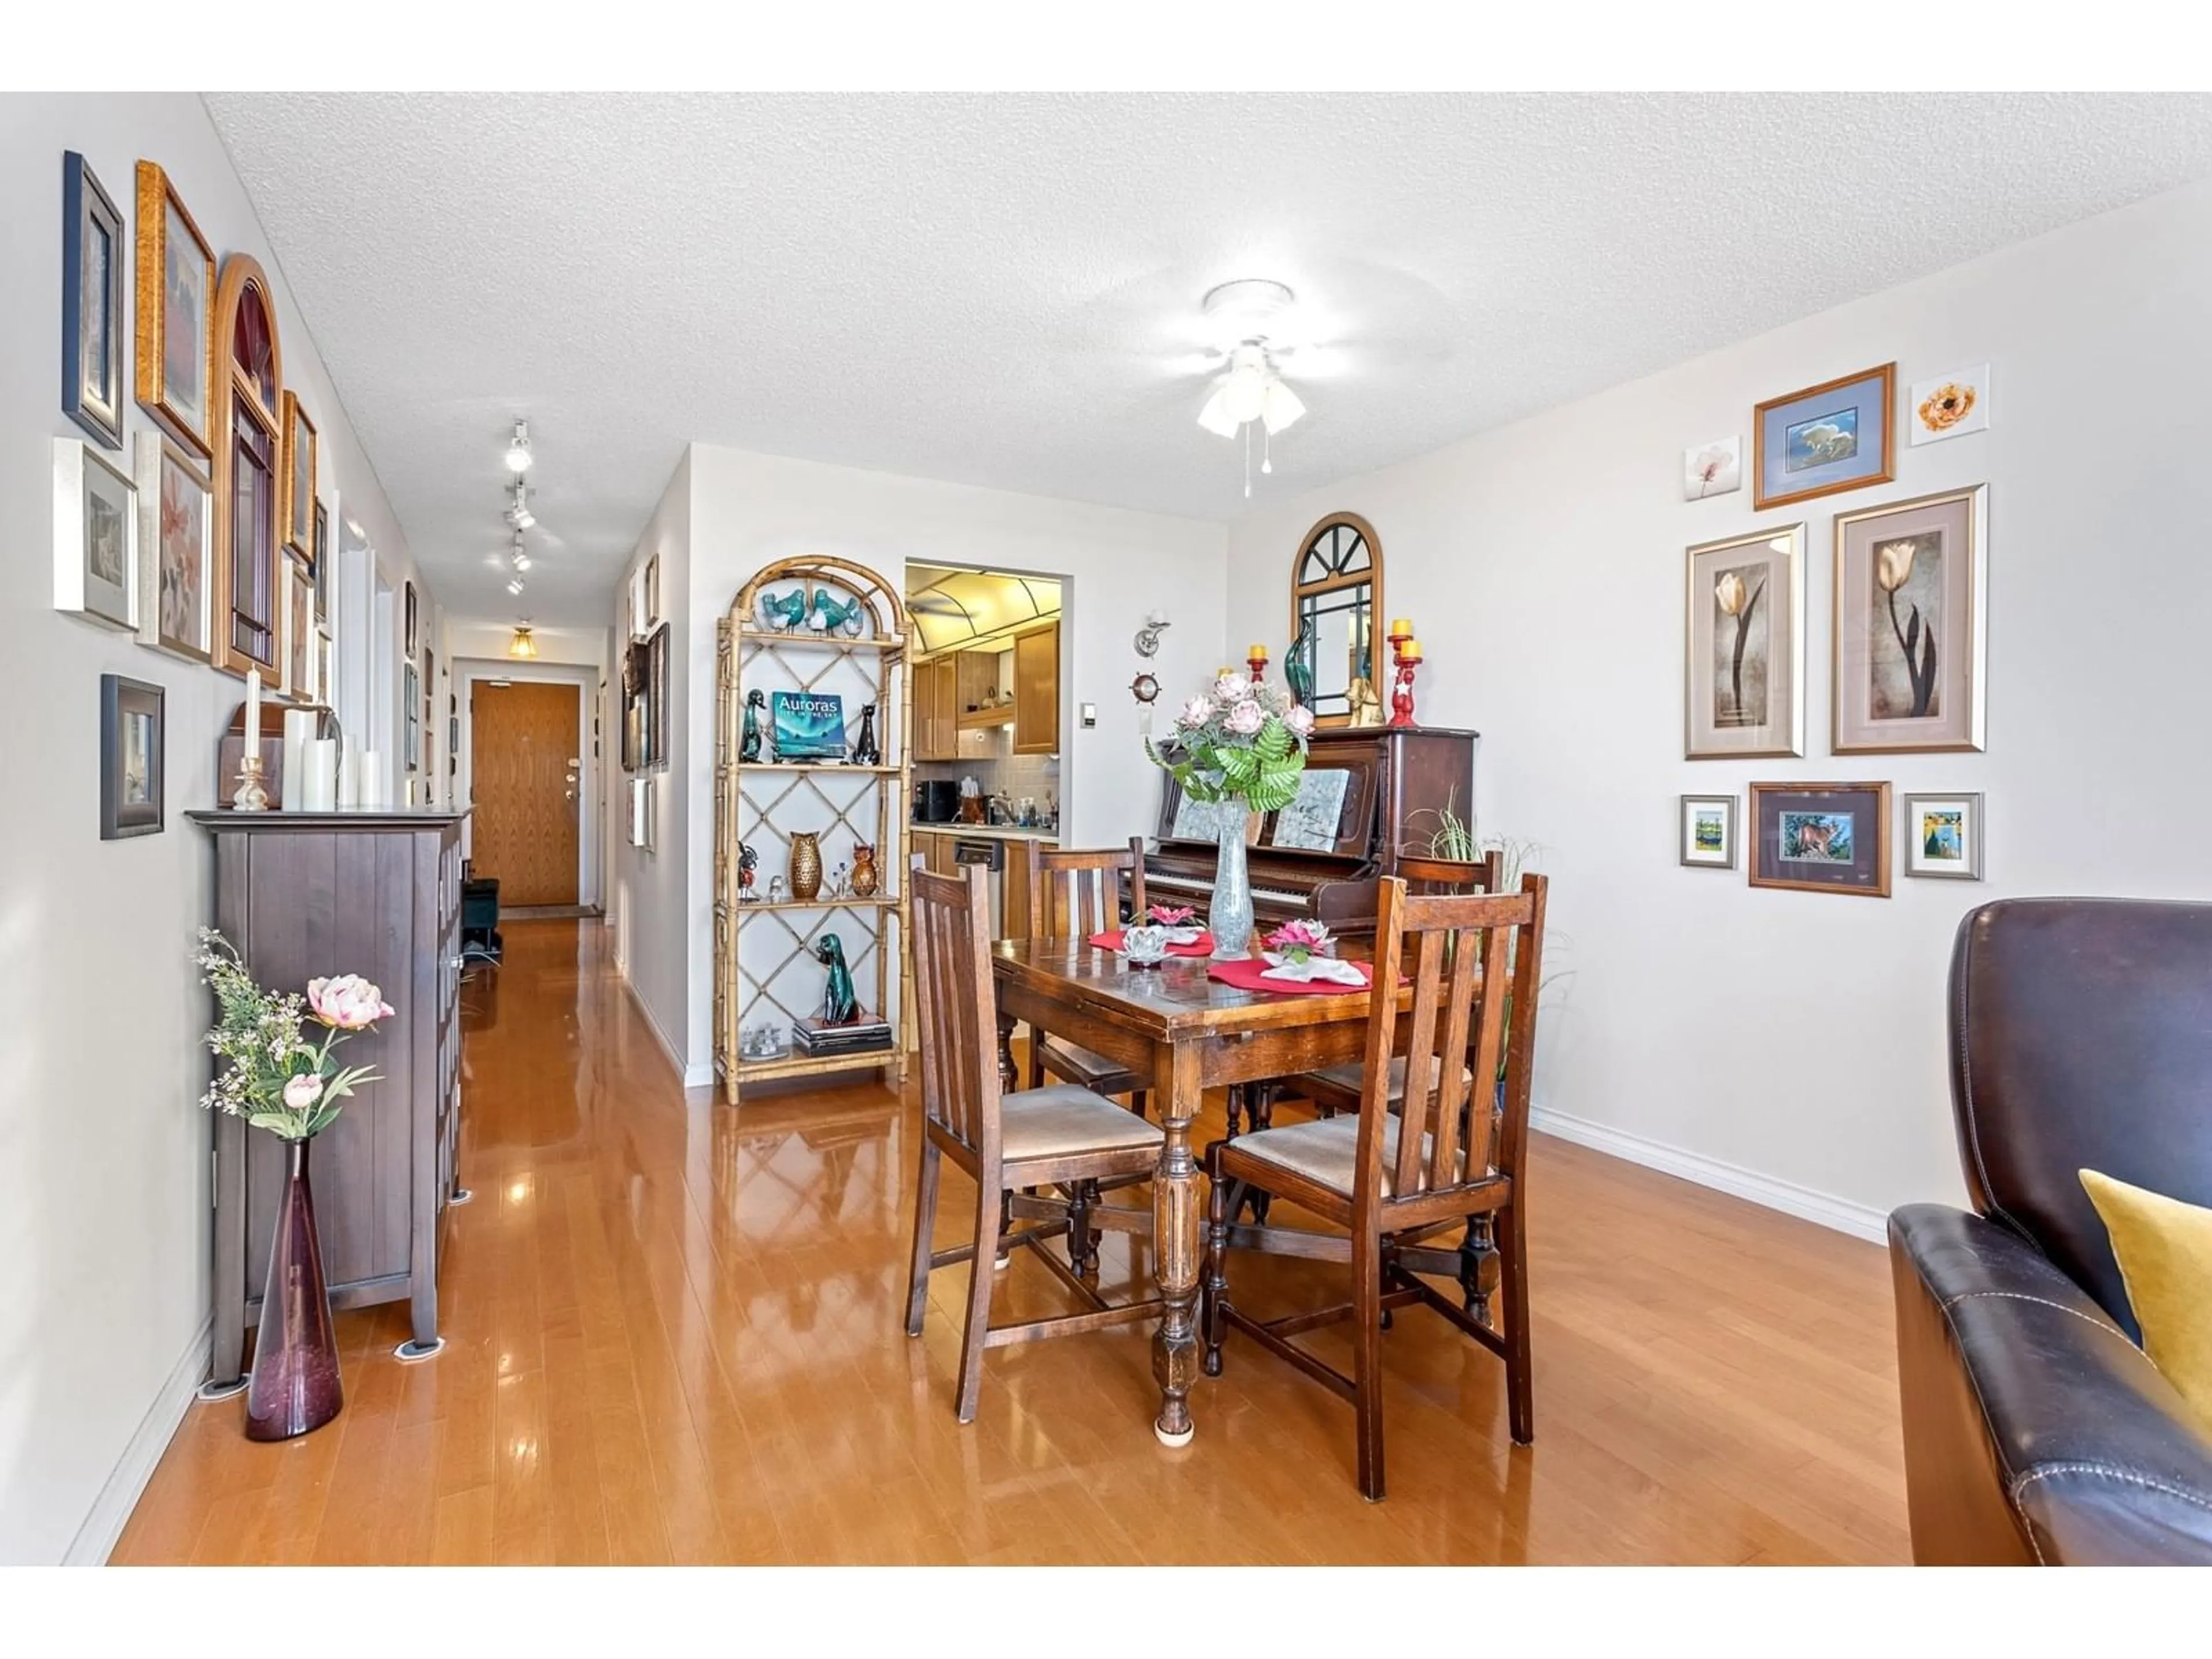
left=1210, top=807, right=1255, bottom=959
left=245, top=1135, right=344, bottom=1442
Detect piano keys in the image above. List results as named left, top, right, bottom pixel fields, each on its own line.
left=1142, top=725, right=1479, bottom=938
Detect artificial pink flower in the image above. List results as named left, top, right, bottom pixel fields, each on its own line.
left=1224, top=699, right=1266, bottom=736
left=308, top=974, right=396, bottom=1031
left=1214, top=671, right=1252, bottom=702
left=1285, top=704, right=1316, bottom=736
left=1177, top=695, right=1215, bottom=729
left=1149, top=904, right=1196, bottom=926
left=283, top=1073, right=324, bottom=1111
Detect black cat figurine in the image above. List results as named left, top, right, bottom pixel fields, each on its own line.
left=850, top=702, right=881, bottom=767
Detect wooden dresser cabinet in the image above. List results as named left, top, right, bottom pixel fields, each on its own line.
left=188, top=809, right=469, bottom=1384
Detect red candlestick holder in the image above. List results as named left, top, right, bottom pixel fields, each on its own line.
left=1387, top=626, right=1421, bottom=729
left=1247, top=646, right=1269, bottom=684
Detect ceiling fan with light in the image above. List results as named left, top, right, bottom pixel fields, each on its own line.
left=1191, top=278, right=1308, bottom=497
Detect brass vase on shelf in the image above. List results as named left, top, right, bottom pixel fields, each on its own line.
left=850, top=843, right=879, bottom=899
left=789, top=832, right=823, bottom=903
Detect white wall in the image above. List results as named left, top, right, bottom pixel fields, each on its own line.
left=608, top=452, right=693, bottom=1077
left=616, top=442, right=1229, bottom=1082
left=1226, top=177, right=2212, bottom=1234
left=0, top=93, right=427, bottom=1562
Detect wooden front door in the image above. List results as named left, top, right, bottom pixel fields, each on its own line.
left=470, top=680, right=581, bottom=905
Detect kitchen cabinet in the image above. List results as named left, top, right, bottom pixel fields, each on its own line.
left=915, top=656, right=960, bottom=760
left=1013, top=622, right=1060, bottom=755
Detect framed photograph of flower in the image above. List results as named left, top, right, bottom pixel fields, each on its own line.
left=1910, top=365, right=1990, bottom=445
left=1679, top=794, right=1737, bottom=869
left=1753, top=363, right=1895, bottom=510
left=1832, top=484, right=1988, bottom=753
left=1684, top=525, right=1804, bottom=760
left=100, top=673, right=165, bottom=840
left=1683, top=435, right=1740, bottom=501
left=1749, top=781, right=1891, bottom=898
left=281, top=392, right=317, bottom=558
left=1904, top=792, right=1984, bottom=881
left=133, top=161, right=215, bottom=460
left=133, top=431, right=213, bottom=661
left=63, top=153, right=126, bottom=449
left=54, top=438, right=138, bottom=630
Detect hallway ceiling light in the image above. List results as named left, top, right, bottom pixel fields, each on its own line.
left=508, top=623, right=538, bottom=660
left=507, top=577, right=525, bottom=596
left=505, top=481, right=535, bottom=529
left=503, top=419, right=533, bottom=472
left=509, top=530, right=532, bottom=573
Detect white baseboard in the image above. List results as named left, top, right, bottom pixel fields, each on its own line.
left=618, top=973, right=712, bottom=1090
left=1529, top=1105, right=1888, bottom=1245
left=65, top=1311, right=211, bottom=1565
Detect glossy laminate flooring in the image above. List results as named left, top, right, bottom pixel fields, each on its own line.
left=114, top=920, right=1909, bottom=1565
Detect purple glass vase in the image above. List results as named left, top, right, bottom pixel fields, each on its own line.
left=245, top=1135, right=343, bottom=1441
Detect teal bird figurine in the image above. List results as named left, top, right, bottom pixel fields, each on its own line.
left=760, top=586, right=809, bottom=631
left=815, top=933, right=858, bottom=1025
left=812, top=587, right=864, bottom=636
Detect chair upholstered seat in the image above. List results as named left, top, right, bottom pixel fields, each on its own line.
left=1001, top=1084, right=1164, bottom=1164
left=1036, top=1035, right=1141, bottom=1092
left=1300, top=1054, right=1474, bottom=1103
left=1226, top=1115, right=1476, bottom=1201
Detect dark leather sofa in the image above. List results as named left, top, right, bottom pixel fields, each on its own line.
left=1889, top=898, right=2212, bottom=1563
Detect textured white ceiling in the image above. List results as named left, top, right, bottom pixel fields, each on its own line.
left=204, top=91, right=2212, bottom=626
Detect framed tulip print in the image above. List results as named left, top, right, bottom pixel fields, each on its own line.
left=1904, top=791, right=1984, bottom=881
left=1749, top=781, right=1891, bottom=898
left=1685, top=525, right=1804, bottom=760
left=134, top=161, right=216, bottom=459
left=1753, top=363, right=1894, bottom=510
left=62, top=153, right=126, bottom=449
left=1832, top=484, right=1988, bottom=753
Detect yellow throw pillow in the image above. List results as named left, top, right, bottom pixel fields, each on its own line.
left=2080, top=1169, right=2212, bottom=1434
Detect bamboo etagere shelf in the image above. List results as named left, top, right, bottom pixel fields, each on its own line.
left=714, top=555, right=915, bottom=1106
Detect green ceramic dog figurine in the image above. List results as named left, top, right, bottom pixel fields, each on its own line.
left=815, top=933, right=858, bottom=1025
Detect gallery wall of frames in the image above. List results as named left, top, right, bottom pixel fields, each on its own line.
left=1677, top=361, right=1992, bottom=896
left=55, top=147, right=340, bottom=838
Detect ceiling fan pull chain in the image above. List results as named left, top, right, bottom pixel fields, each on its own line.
left=1243, top=422, right=1252, bottom=498
left=1262, top=425, right=1273, bottom=476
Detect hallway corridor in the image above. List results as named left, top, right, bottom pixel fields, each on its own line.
left=113, top=919, right=1908, bottom=1565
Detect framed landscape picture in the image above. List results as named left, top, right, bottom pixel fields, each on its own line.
left=134, top=431, right=213, bottom=660
left=62, top=152, right=126, bottom=449
left=1753, top=363, right=1894, bottom=510
left=1904, top=792, right=1984, bottom=880
left=1679, top=794, right=1738, bottom=869
left=133, top=161, right=215, bottom=459
left=1832, top=484, right=1988, bottom=753
left=1684, top=525, right=1804, bottom=759
left=1749, top=781, right=1891, bottom=898
left=99, top=674, right=165, bottom=840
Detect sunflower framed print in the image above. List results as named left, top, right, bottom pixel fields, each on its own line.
left=1684, top=524, right=1805, bottom=760
left=133, top=161, right=215, bottom=460
left=62, top=153, right=126, bottom=449
left=1753, top=363, right=1894, bottom=510
left=281, top=392, right=318, bottom=559
left=1832, top=484, right=1988, bottom=753
left=1749, top=781, right=1891, bottom=898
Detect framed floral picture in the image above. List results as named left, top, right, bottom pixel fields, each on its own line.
left=1832, top=484, right=1988, bottom=753
left=54, top=438, right=138, bottom=630
left=281, top=392, right=317, bottom=559
left=62, top=153, right=126, bottom=449
left=133, top=161, right=215, bottom=459
left=1753, top=363, right=1895, bottom=510
left=1679, top=794, right=1737, bottom=869
left=1904, top=792, right=1984, bottom=881
left=1749, top=781, right=1891, bottom=898
left=1683, top=435, right=1740, bottom=501
left=133, top=431, right=213, bottom=661
left=1684, top=525, right=1804, bottom=759
left=1910, top=365, right=1990, bottom=445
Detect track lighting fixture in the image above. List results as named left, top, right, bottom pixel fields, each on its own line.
left=503, top=419, right=533, bottom=473
left=507, top=577, right=525, bottom=596
left=505, top=480, right=535, bottom=529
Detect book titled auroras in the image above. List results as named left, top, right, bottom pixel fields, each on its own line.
left=770, top=690, right=847, bottom=760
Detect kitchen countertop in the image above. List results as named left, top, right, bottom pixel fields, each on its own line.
left=908, top=821, right=1060, bottom=843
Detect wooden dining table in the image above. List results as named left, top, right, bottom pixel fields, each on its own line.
left=990, top=938, right=1386, bottom=1448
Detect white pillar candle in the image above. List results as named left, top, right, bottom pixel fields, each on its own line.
left=304, top=740, right=339, bottom=812
left=243, top=668, right=262, bottom=753
left=281, top=710, right=315, bottom=810
left=338, top=734, right=360, bottom=809
left=360, top=752, right=385, bottom=809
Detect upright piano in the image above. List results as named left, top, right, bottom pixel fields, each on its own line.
left=1142, top=725, right=1480, bottom=937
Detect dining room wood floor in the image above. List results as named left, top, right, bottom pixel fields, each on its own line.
left=113, top=918, right=1910, bottom=1566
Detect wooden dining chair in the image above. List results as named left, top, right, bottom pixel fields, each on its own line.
left=905, top=859, right=1166, bottom=1423
left=1202, top=872, right=1549, bottom=1501
left=1022, top=837, right=1150, bottom=1118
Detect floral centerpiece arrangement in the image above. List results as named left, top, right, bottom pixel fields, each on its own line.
left=1146, top=670, right=1312, bottom=957
left=194, top=929, right=394, bottom=1444
left=1148, top=904, right=1196, bottom=927
left=1262, top=919, right=1334, bottom=965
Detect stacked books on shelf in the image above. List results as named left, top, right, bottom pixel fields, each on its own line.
left=794, top=1012, right=894, bottom=1056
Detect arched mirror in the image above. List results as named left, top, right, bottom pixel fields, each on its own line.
left=1287, top=512, right=1383, bottom=726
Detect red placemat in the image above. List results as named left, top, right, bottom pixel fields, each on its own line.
left=1206, top=956, right=1374, bottom=995
left=1089, top=928, right=1215, bottom=958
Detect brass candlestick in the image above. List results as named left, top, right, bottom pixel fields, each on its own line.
left=233, top=753, right=271, bottom=812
